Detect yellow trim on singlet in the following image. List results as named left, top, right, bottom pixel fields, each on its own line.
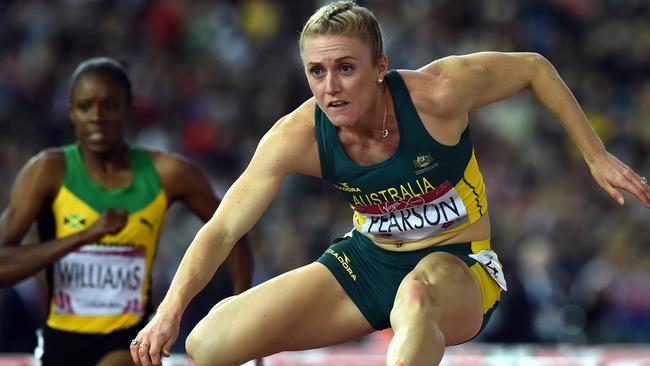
left=440, top=151, right=487, bottom=235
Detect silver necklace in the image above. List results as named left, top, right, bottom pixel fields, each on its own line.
left=380, top=97, right=388, bottom=139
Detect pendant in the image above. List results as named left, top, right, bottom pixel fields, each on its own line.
left=382, top=129, right=389, bottom=138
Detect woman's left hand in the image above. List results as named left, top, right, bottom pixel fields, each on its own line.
left=587, top=150, right=650, bottom=208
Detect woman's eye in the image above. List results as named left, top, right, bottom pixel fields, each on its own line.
left=77, top=102, right=91, bottom=112
left=310, top=67, right=323, bottom=77
left=340, top=65, right=353, bottom=73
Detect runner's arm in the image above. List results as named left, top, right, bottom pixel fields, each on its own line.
left=0, top=152, right=124, bottom=286
left=425, top=52, right=650, bottom=207
left=154, top=120, right=302, bottom=319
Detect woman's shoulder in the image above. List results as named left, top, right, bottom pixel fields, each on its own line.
left=30, top=147, right=66, bottom=173
left=397, top=58, right=478, bottom=118
left=395, top=67, right=453, bottom=118
left=260, top=97, right=321, bottom=176
left=144, top=148, right=208, bottom=187
left=269, top=97, right=318, bottom=137
left=394, top=69, right=438, bottom=97
left=398, top=55, right=482, bottom=88
left=12, top=147, right=66, bottom=193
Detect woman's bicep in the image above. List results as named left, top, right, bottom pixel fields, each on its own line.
left=205, top=104, right=319, bottom=244
left=421, top=52, right=544, bottom=111
left=207, top=130, right=293, bottom=244
left=461, top=52, right=545, bottom=110
left=213, top=168, right=284, bottom=241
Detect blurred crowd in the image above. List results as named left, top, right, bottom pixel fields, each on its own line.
left=1, top=0, right=649, bottom=354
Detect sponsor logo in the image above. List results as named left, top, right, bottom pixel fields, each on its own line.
left=326, top=248, right=357, bottom=281
left=376, top=196, right=427, bottom=214
left=139, top=217, right=154, bottom=231
left=334, top=182, right=362, bottom=193
left=64, top=213, right=86, bottom=229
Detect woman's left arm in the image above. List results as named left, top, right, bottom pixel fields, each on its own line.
left=427, top=52, right=650, bottom=207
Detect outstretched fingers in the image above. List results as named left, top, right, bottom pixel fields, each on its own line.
left=623, top=172, right=650, bottom=208
left=609, top=166, right=650, bottom=208
left=601, top=179, right=625, bottom=206
left=590, top=152, right=650, bottom=208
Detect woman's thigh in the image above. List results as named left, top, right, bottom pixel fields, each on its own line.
left=394, top=251, right=484, bottom=345
left=187, top=262, right=375, bottom=363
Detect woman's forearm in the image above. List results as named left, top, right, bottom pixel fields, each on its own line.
left=156, top=223, right=235, bottom=319
left=0, top=231, right=94, bottom=287
left=529, top=56, right=606, bottom=163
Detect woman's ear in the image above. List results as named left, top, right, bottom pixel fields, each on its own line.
left=377, top=53, right=389, bottom=80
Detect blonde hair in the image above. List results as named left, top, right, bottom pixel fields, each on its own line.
left=299, top=1, right=384, bottom=64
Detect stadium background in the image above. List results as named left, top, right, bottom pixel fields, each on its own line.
left=0, top=0, right=649, bottom=364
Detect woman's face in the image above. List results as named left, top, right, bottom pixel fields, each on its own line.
left=302, top=34, right=386, bottom=128
left=68, top=73, right=129, bottom=155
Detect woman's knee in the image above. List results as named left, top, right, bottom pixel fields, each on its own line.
left=400, top=276, right=435, bottom=305
left=186, top=325, right=231, bottom=366
left=406, top=252, right=484, bottom=342
left=185, top=325, right=206, bottom=363
left=186, top=296, right=236, bottom=364
left=415, top=252, right=468, bottom=283
left=390, top=276, right=440, bottom=329
left=392, top=275, right=438, bottom=315
left=207, top=295, right=235, bottom=315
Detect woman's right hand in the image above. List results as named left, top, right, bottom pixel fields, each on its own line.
left=130, top=310, right=181, bottom=366
left=84, top=208, right=128, bottom=243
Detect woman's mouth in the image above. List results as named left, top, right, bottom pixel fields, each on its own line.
left=328, top=100, right=349, bottom=109
left=87, top=131, right=107, bottom=143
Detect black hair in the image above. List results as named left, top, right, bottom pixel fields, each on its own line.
left=69, top=57, right=133, bottom=104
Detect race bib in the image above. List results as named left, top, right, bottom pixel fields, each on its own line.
left=469, top=250, right=508, bottom=291
left=53, top=244, right=146, bottom=315
left=355, top=181, right=468, bottom=241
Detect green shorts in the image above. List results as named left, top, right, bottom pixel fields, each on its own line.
left=317, top=230, right=503, bottom=333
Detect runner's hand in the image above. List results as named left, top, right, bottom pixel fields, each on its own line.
left=130, top=311, right=180, bottom=366
left=85, top=208, right=128, bottom=242
left=587, top=151, right=650, bottom=208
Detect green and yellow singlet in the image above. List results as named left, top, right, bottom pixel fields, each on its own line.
left=316, top=70, right=488, bottom=242
left=42, top=144, right=167, bottom=334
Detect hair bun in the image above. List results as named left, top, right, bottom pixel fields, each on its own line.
left=324, top=1, right=354, bottom=20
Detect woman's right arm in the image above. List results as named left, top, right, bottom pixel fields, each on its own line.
left=132, top=101, right=320, bottom=365
left=0, top=151, right=127, bottom=287
left=155, top=127, right=292, bottom=319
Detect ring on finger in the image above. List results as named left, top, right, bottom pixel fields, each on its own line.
left=139, top=343, right=150, bottom=348
left=641, top=176, right=648, bottom=185
left=130, top=339, right=140, bottom=347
